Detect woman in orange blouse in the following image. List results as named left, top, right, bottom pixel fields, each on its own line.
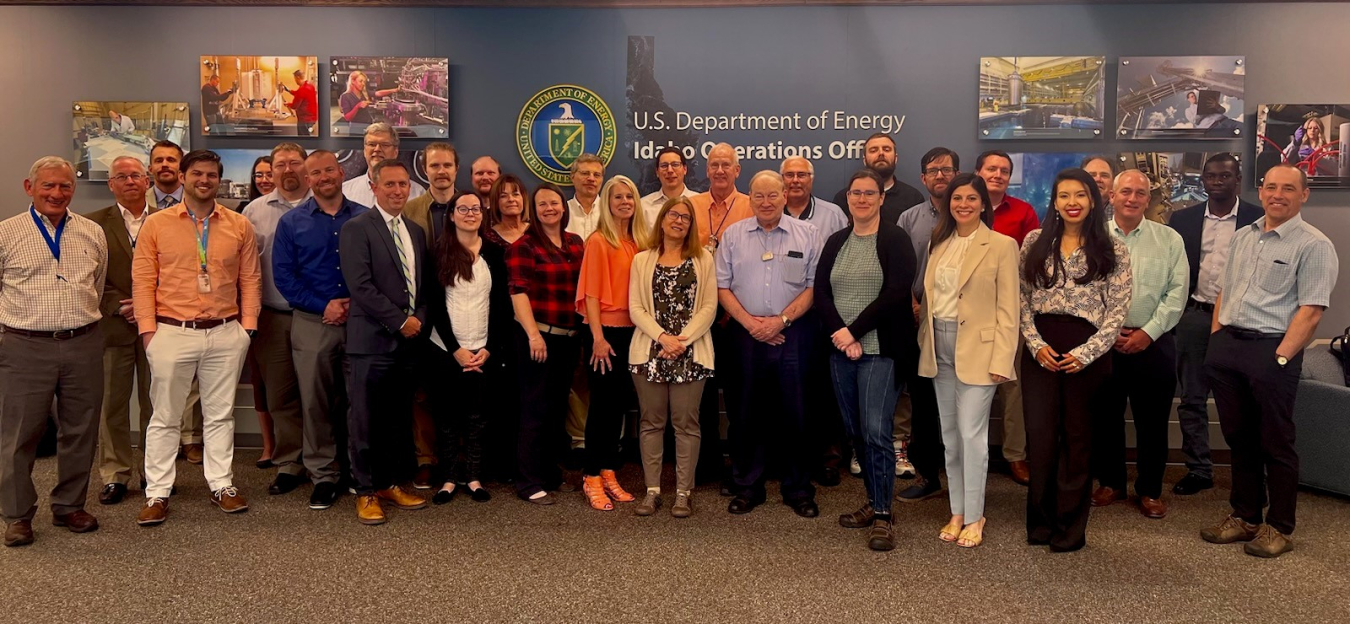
left=575, top=175, right=650, bottom=510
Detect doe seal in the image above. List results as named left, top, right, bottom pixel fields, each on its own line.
left=517, top=84, right=617, bottom=185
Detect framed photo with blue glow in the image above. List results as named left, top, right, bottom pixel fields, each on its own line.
left=72, top=101, right=189, bottom=181
left=329, top=57, right=450, bottom=139
left=1255, top=104, right=1348, bottom=189
left=1115, top=56, right=1245, bottom=139
left=1117, top=152, right=1239, bottom=223
left=978, top=56, right=1105, bottom=140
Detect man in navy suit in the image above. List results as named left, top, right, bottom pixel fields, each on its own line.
left=339, top=159, right=432, bottom=525
left=1166, top=153, right=1262, bottom=496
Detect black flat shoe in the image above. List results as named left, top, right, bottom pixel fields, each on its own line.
left=788, top=499, right=819, bottom=519
left=432, top=487, right=457, bottom=505
left=727, top=496, right=760, bottom=514
left=98, top=483, right=127, bottom=506
left=1171, top=474, right=1214, bottom=496
left=268, top=473, right=304, bottom=496
left=468, top=486, right=491, bottom=503
left=256, top=458, right=274, bottom=469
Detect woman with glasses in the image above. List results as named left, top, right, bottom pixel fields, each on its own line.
left=249, top=155, right=274, bottom=201
left=916, top=173, right=1020, bottom=549
left=575, top=176, right=649, bottom=510
left=815, top=169, right=916, bottom=551
left=1019, top=168, right=1131, bottom=552
left=485, top=174, right=530, bottom=249
left=507, top=183, right=586, bottom=505
left=425, top=192, right=510, bottom=504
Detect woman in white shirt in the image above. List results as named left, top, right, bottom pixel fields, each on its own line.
left=426, top=192, right=513, bottom=504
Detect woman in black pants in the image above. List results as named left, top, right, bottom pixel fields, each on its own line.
left=1019, top=168, right=1131, bottom=552
left=426, top=192, right=512, bottom=504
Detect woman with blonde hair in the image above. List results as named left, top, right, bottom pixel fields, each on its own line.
left=338, top=70, right=399, bottom=127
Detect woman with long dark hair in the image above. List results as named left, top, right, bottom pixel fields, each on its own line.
left=247, top=155, right=275, bottom=467
left=249, top=155, right=274, bottom=201
left=425, top=192, right=511, bottom=504
left=1019, top=168, right=1132, bottom=552
left=506, top=183, right=585, bottom=504
left=917, top=173, right=1020, bottom=548
left=485, top=174, right=530, bottom=249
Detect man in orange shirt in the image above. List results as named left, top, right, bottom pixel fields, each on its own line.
left=132, top=149, right=262, bottom=526
left=690, top=143, right=751, bottom=252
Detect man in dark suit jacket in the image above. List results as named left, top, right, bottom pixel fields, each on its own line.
left=339, top=159, right=431, bottom=525
left=1166, top=153, right=1263, bottom=496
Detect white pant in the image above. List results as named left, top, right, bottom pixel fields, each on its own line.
left=143, top=321, right=251, bottom=498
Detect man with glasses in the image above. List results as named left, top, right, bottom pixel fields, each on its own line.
left=832, top=132, right=925, bottom=226
left=342, top=122, right=426, bottom=209
left=641, top=147, right=697, bottom=229
left=566, top=154, right=606, bottom=241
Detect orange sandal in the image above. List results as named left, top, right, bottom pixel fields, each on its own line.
left=582, top=476, right=613, bottom=511
left=600, top=469, right=635, bottom=502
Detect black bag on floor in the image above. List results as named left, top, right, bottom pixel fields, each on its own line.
left=1328, top=326, right=1350, bottom=386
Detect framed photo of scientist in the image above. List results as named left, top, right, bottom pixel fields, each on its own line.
left=1255, top=104, right=1349, bottom=189
left=72, top=101, right=189, bottom=181
left=978, top=56, right=1105, bottom=140
left=330, top=56, right=449, bottom=138
left=1117, top=151, right=1238, bottom=223
left=1115, top=56, right=1245, bottom=140
left=201, top=55, right=320, bottom=137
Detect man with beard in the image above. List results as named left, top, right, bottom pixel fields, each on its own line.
left=566, top=154, right=605, bottom=240
left=832, top=133, right=925, bottom=226
left=640, top=147, right=697, bottom=229
left=133, top=149, right=261, bottom=526
left=242, top=143, right=311, bottom=497
left=1167, top=153, right=1261, bottom=496
left=470, top=156, right=501, bottom=203
left=342, top=123, right=426, bottom=209
left=274, top=150, right=368, bottom=510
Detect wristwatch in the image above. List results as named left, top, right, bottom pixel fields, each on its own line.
left=780, top=314, right=792, bottom=328
left=1276, top=354, right=1289, bottom=367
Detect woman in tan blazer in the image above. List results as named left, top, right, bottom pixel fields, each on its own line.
left=917, top=173, right=1020, bottom=548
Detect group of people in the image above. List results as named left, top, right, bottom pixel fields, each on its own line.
left=1, top=127, right=1336, bottom=561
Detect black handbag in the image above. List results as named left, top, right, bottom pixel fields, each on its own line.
left=1328, top=326, right=1350, bottom=386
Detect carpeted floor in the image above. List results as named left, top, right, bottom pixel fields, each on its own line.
left=2, top=453, right=1347, bottom=624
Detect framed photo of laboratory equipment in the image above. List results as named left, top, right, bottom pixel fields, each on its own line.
left=1255, top=104, right=1348, bottom=189
left=201, top=56, right=320, bottom=137
left=978, top=56, right=1105, bottom=140
left=330, top=56, right=450, bottom=138
left=1115, top=56, right=1245, bottom=140
left=1117, top=151, right=1239, bottom=223
left=72, top=101, right=190, bottom=181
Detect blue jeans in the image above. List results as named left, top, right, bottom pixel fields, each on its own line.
left=830, top=353, right=902, bottom=514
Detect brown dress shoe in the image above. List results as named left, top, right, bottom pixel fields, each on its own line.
left=181, top=443, right=204, bottom=465
left=1244, top=524, right=1294, bottom=558
left=1007, top=460, right=1030, bottom=485
left=52, top=509, right=99, bottom=533
left=137, top=498, right=169, bottom=526
left=413, top=465, right=433, bottom=490
left=1138, top=496, right=1167, bottom=519
left=838, top=503, right=874, bottom=529
left=376, top=486, right=428, bottom=510
left=1201, top=515, right=1259, bottom=544
left=4, top=520, right=34, bottom=547
left=211, top=486, right=249, bottom=513
left=356, top=495, right=386, bottom=525
left=1090, top=486, right=1125, bottom=507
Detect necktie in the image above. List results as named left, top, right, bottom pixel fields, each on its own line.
left=389, top=217, right=416, bottom=303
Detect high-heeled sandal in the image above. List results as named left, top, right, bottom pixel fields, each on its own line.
left=582, top=475, right=613, bottom=511
left=957, top=519, right=986, bottom=548
left=599, top=469, right=634, bottom=503
left=939, top=520, right=962, bottom=543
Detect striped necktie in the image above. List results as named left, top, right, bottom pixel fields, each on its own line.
left=389, top=217, right=416, bottom=303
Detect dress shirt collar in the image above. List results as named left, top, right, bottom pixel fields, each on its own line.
left=1254, top=214, right=1305, bottom=238
left=376, top=203, right=402, bottom=225
left=304, top=196, right=361, bottom=216
left=1111, top=216, right=1148, bottom=238
left=1204, top=196, right=1240, bottom=221
left=264, top=188, right=313, bottom=209
left=155, top=185, right=184, bottom=206
left=173, top=202, right=225, bottom=221
left=117, top=203, right=148, bottom=221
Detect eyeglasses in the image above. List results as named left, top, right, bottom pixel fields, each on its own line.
left=751, top=193, right=782, bottom=202
left=455, top=206, right=483, bottom=215
left=708, top=162, right=735, bottom=171
left=923, top=167, right=956, bottom=177
left=665, top=212, right=692, bottom=223
left=656, top=163, right=684, bottom=171
left=782, top=172, right=812, bottom=180
left=110, top=173, right=147, bottom=183
left=364, top=141, right=396, bottom=151
left=253, top=172, right=271, bottom=179
left=847, top=190, right=881, bottom=198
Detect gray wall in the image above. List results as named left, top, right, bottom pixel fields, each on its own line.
left=3, top=2, right=1348, bottom=331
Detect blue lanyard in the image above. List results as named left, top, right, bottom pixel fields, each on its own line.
left=29, top=205, right=66, bottom=263
left=191, top=211, right=210, bottom=271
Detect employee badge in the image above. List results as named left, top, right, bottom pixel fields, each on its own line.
left=197, top=272, right=212, bottom=294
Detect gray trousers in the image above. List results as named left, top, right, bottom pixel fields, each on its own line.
left=252, top=307, right=304, bottom=477
left=1175, top=305, right=1214, bottom=479
left=290, top=310, right=348, bottom=484
left=633, top=374, right=704, bottom=493
left=0, top=329, right=104, bottom=522
left=932, top=320, right=996, bottom=521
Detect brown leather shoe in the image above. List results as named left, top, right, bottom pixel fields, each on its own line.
left=1008, top=460, right=1030, bottom=486
left=867, top=519, right=896, bottom=551
left=52, top=509, right=100, bottom=533
left=181, top=443, right=204, bottom=465
left=211, top=486, right=249, bottom=513
left=1201, top=515, right=1259, bottom=544
left=1091, top=486, right=1125, bottom=507
left=413, top=465, right=433, bottom=490
left=1138, top=496, right=1168, bottom=519
left=1244, top=524, right=1294, bottom=558
left=376, top=486, right=428, bottom=510
left=356, top=495, right=386, bottom=525
left=838, top=503, right=874, bottom=529
left=3, top=520, right=34, bottom=547
left=137, top=498, right=169, bottom=526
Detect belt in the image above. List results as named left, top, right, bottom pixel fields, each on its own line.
left=156, top=315, right=239, bottom=330
left=1187, top=300, right=1215, bottom=313
left=536, top=322, right=578, bottom=337
left=1, top=322, right=98, bottom=340
left=1225, top=326, right=1284, bottom=340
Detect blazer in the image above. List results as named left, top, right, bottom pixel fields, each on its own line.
left=814, top=221, right=917, bottom=384
left=401, top=193, right=442, bottom=249
left=627, top=249, right=718, bottom=371
left=339, top=207, right=429, bottom=355
left=916, top=224, right=1020, bottom=386
left=425, top=239, right=514, bottom=358
left=1167, top=198, right=1262, bottom=298
left=84, top=203, right=157, bottom=346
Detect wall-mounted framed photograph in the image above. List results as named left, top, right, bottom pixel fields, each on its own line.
left=201, top=55, right=319, bottom=137
left=1116, top=56, right=1245, bottom=139
left=1255, top=104, right=1348, bottom=188
left=1118, top=151, right=1239, bottom=222
left=979, top=56, right=1105, bottom=140
left=330, top=57, right=449, bottom=138
left=72, top=101, right=189, bottom=181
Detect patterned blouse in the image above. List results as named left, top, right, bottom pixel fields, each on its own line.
left=629, top=259, right=713, bottom=384
left=1019, top=229, right=1132, bottom=366
left=828, top=232, right=884, bottom=355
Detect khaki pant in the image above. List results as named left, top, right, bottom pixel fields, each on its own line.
left=98, top=342, right=203, bottom=486
left=634, top=375, right=704, bottom=493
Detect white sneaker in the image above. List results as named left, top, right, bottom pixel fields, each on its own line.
left=895, top=449, right=915, bottom=479
left=849, top=456, right=862, bottom=476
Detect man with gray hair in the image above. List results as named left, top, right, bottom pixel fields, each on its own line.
left=2, top=156, right=109, bottom=546
left=342, top=122, right=426, bottom=208
left=567, top=153, right=606, bottom=240
left=716, top=170, right=821, bottom=518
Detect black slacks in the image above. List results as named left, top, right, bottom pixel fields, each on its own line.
left=1091, top=331, right=1177, bottom=499
left=515, top=331, right=580, bottom=498
left=1021, top=314, right=1112, bottom=551
left=724, top=321, right=815, bottom=503
left=907, top=374, right=944, bottom=482
left=1204, top=326, right=1301, bottom=535
left=425, top=344, right=493, bottom=485
left=584, top=326, right=637, bottom=475
left=696, top=320, right=730, bottom=483
left=348, top=343, right=419, bottom=495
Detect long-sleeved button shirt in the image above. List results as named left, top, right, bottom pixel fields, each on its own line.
left=1019, top=229, right=1132, bottom=366
left=341, top=172, right=426, bottom=210
left=1192, top=199, right=1239, bottom=304
left=690, top=190, right=751, bottom=249
left=640, top=187, right=697, bottom=230
left=566, top=196, right=602, bottom=241
left=992, top=195, right=1040, bottom=246
left=507, top=231, right=586, bottom=329
left=273, top=197, right=368, bottom=315
left=132, top=203, right=262, bottom=333
left=1109, top=217, right=1189, bottom=340
left=898, top=199, right=939, bottom=299
left=243, top=189, right=313, bottom=310
left=1218, top=214, right=1338, bottom=334
left=0, top=208, right=107, bottom=331
left=715, top=216, right=820, bottom=317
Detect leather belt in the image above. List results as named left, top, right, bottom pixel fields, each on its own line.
left=536, top=322, right=578, bottom=337
left=1225, top=326, right=1284, bottom=340
left=1, top=322, right=98, bottom=340
left=156, top=315, right=238, bottom=330
left=1187, top=299, right=1215, bottom=313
